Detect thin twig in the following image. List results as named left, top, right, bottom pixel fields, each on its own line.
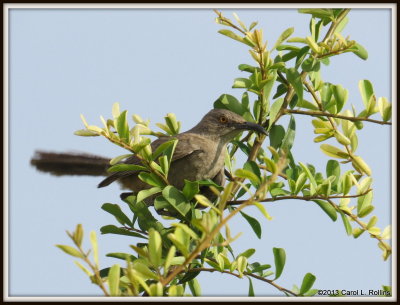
left=183, top=267, right=298, bottom=296
left=325, top=198, right=392, bottom=255
left=284, top=109, right=391, bottom=125
left=227, top=189, right=372, bottom=205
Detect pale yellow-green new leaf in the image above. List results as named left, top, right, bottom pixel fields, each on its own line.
left=378, top=97, right=392, bottom=122
left=253, top=201, right=273, bottom=220
left=56, top=245, right=84, bottom=259
left=352, top=155, right=372, bottom=176
left=320, top=144, right=350, bottom=159
left=148, top=229, right=162, bottom=268
left=108, top=264, right=121, bottom=296
left=89, top=231, right=99, bottom=267
left=74, top=261, right=93, bottom=277
left=164, top=245, right=176, bottom=275
left=194, top=194, right=221, bottom=215
left=366, top=216, right=378, bottom=230
left=381, top=225, right=391, bottom=240
left=112, top=102, right=121, bottom=119
left=237, top=256, right=248, bottom=278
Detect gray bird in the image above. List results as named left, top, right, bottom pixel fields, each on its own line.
left=31, top=109, right=266, bottom=203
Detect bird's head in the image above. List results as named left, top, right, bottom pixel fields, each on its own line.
left=189, top=109, right=267, bottom=143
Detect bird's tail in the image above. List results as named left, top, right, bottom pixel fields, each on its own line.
left=30, top=151, right=110, bottom=177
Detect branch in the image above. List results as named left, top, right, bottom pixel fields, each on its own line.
left=325, top=198, right=392, bottom=257
left=183, top=267, right=298, bottom=296
left=284, top=109, right=391, bottom=125
left=322, top=9, right=351, bottom=44
left=227, top=189, right=372, bottom=206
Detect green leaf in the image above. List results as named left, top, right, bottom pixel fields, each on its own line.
left=136, top=187, right=162, bottom=203
left=326, top=160, right=340, bottom=186
left=320, top=144, right=350, bottom=159
left=100, top=225, right=147, bottom=239
left=273, top=247, right=286, bottom=280
left=107, top=163, right=147, bottom=173
left=194, top=194, right=221, bottom=215
left=171, top=223, right=199, bottom=240
left=366, top=216, right=378, bottom=230
left=378, top=97, right=392, bottom=122
left=138, top=172, right=166, bottom=187
left=74, top=261, right=93, bottom=277
left=168, top=285, right=184, bottom=297
left=238, top=248, right=256, bottom=259
left=106, top=252, right=137, bottom=262
left=299, top=273, right=316, bottom=295
left=148, top=228, right=162, bottom=267
left=358, top=79, right=374, bottom=109
left=294, top=172, right=307, bottom=194
left=352, top=155, right=372, bottom=176
left=272, top=27, right=295, bottom=51
left=188, top=278, right=202, bottom=296
left=268, top=98, right=284, bottom=128
left=248, top=277, right=255, bottom=296
left=162, top=186, right=191, bottom=218
left=286, top=68, right=303, bottom=102
left=357, top=191, right=374, bottom=217
left=334, top=16, right=349, bottom=34
left=312, top=200, right=337, bottom=221
left=74, top=129, right=100, bottom=137
left=298, top=8, right=334, bottom=19
left=238, top=64, right=257, bottom=73
left=281, top=115, right=296, bottom=152
left=112, top=102, right=120, bottom=118
left=235, top=168, right=261, bottom=186
left=101, top=203, right=133, bottom=227
left=244, top=161, right=261, bottom=182
left=164, top=113, right=180, bottom=135
left=352, top=227, right=365, bottom=239
left=332, top=84, right=348, bottom=113
left=233, top=77, right=252, bottom=89
left=163, top=245, right=176, bottom=274
left=348, top=42, right=368, bottom=60
left=214, top=94, right=247, bottom=116
left=218, top=29, right=254, bottom=47
left=108, top=264, right=121, bottom=296
left=109, top=154, right=132, bottom=165
left=56, top=245, right=84, bottom=259
left=251, top=264, right=271, bottom=274
left=182, top=180, right=200, bottom=201
left=269, top=125, right=285, bottom=149
left=116, top=110, right=129, bottom=142
left=338, top=210, right=352, bottom=235
left=73, top=224, right=84, bottom=247
left=240, top=211, right=262, bottom=239
left=132, top=259, right=159, bottom=280
left=301, top=57, right=320, bottom=72
left=237, top=256, right=248, bottom=278
left=299, top=162, right=317, bottom=195
left=89, top=231, right=99, bottom=266
left=357, top=177, right=372, bottom=195
left=253, top=201, right=273, bottom=220
left=151, top=139, right=176, bottom=161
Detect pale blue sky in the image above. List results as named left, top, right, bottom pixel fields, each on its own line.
left=8, top=7, right=392, bottom=297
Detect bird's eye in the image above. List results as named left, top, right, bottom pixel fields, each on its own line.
left=219, top=116, right=228, bottom=123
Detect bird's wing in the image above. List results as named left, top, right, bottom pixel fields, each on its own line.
left=98, top=133, right=204, bottom=188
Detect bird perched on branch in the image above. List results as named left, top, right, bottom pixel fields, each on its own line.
left=31, top=109, right=267, bottom=203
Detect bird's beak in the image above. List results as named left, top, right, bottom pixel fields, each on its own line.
left=233, top=121, right=267, bottom=135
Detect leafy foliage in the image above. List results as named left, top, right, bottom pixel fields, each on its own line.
left=57, top=9, right=391, bottom=297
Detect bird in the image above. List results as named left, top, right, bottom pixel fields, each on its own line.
left=31, top=109, right=267, bottom=204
